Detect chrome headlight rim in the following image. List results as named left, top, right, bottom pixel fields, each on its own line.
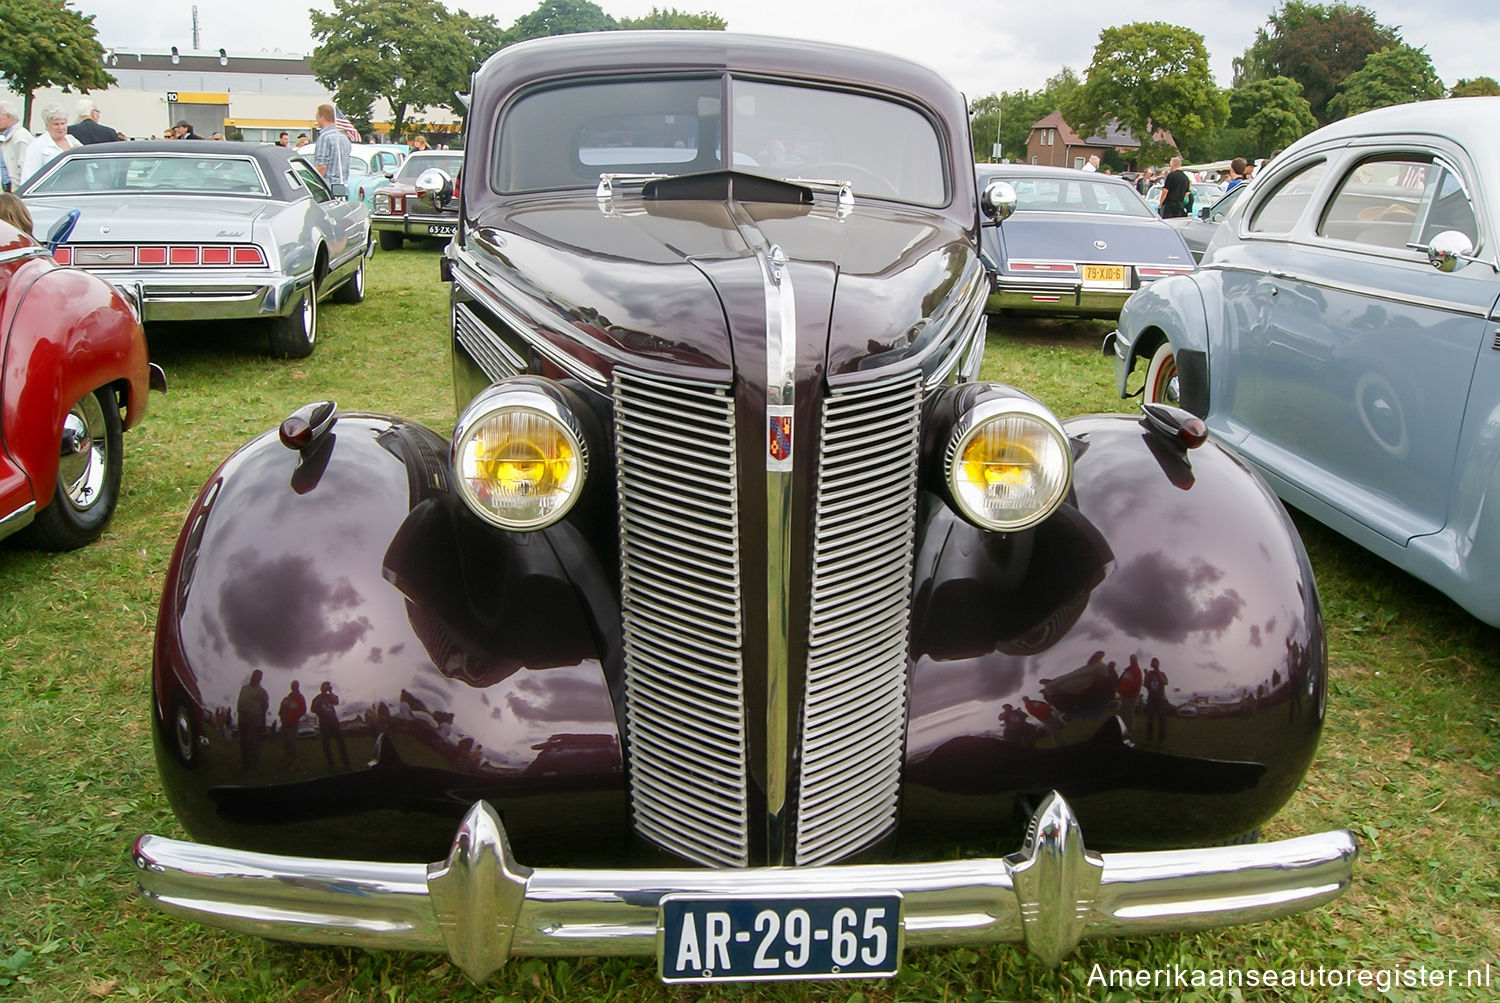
left=943, top=395, right=1073, bottom=533
left=451, top=382, right=590, bottom=531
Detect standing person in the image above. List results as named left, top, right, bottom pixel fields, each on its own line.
left=67, top=99, right=119, bottom=145
left=236, top=669, right=270, bottom=769
left=311, top=682, right=351, bottom=771
left=0, top=100, right=33, bottom=193
left=172, top=119, right=202, bottom=140
left=20, top=105, right=81, bottom=185
left=276, top=131, right=291, bottom=147
left=278, top=680, right=306, bottom=771
left=1158, top=155, right=1190, bottom=219
left=409, top=134, right=429, bottom=151
left=1082, top=153, right=1099, bottom=172
left=1144, top=657, right=1170, bottom=744
left=312, top=103, right=351, bottom=197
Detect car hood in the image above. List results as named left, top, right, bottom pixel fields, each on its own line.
left=23, top=196, right=278, bottom=243
left=463, top=189, right=982, bottom=383
left=984, top=212, right=1192, bottom=268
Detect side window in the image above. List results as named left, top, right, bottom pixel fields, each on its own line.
left=1317, top=154, right=1431, bottom=249
left=291, top=161, right=334, bottom=202
left=1247, top=159, right=1327, bottom=234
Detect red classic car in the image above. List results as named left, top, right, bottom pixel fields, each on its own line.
left=0, top=218, right=159, bottom=549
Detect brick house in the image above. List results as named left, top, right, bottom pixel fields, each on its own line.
left=1024, top=111, right=1174, bottom=170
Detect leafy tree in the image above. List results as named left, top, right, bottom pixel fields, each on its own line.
left=504, top=0, right=617, bottom=43
left=0, top=0, right=114, bottom=128
left=619, top=7, right=727, bottom=29
left=1327, top=44, right=1444, bottom=120
left=1233, top=2, right=1401, bottom=124
left=1228, top=76, right=1318, bottom=154
left=1062, top=22, right=1225, bottom=166
left=969, top=68, right=1080, bottom=164
left=310, top=0, right=491, bottom=142
left=1450, top=77, right=1500, bottom=98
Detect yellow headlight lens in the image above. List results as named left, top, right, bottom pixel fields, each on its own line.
left=947, top=403, right=1071, bottom=532
left=454, top=402, right=587, bottom=529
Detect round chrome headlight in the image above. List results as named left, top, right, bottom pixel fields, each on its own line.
left=945, top=397, right=1072, bottom=532
left=452, top=382, right=589, bottom=530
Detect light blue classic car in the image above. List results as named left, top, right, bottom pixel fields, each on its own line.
left=1106, top=97, right=1500, bottom=627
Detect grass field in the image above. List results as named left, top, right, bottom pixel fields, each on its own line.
left=1, top=247, right=1496, bottom=1001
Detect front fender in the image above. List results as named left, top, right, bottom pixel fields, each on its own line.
left=152, top=413, right=629, bottom=865
left=1114, top=272, right=1213, bottom=402
left=1, top=259, right=150, bottom=509
left=901, top=413, right=1325, bottom=852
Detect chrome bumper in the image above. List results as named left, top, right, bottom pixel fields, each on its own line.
left=87, top=267, right=311, bottom=323
left=987, top=281, right=1133, bottom=318
left=134, top=793, right=1357, bottom=984
left=372, top=212, right=459, bottom=237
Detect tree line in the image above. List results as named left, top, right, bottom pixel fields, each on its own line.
left=970, top=2, right=1496, bottom=167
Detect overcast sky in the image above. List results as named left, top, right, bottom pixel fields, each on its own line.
left=77, top=0, right=1497, bottom=101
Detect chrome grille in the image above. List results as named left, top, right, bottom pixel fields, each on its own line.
left=454, top=302, right=526, bottom=383
left=614, top=369, right=748, bottom=867
left=796, top=376, right=924, bottom=865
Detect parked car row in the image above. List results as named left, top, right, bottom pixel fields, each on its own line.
left=130, top=29, right=1358, bottom=990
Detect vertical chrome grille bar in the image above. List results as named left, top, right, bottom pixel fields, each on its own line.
left=614, top=369, right=749, bottom=867
left=795, top=376, right=924, bottom=866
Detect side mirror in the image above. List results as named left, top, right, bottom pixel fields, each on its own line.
left=1198, top=206, right=1211, bottom=220
left=415, top=168, right=454, bottom=208
left=1427, top=230, right=1475, bottom=273
left=981, top=179, right=1017, bottom=222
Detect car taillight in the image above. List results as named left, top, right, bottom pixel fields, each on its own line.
left=201, top=247, right=231, bottom=265
left=233, top=246, right=266, bottom=265
left=1137, top=266, right=1194, bottom=279
left=170, top=246, right=199, bottom=265
left=137, top=246, right=168, bottom=265
left=1009, top=260, right=1078, bottom=274
left=52, top=247, right=72, bottom=265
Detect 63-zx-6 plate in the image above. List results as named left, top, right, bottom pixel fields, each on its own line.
left=658, top=892, right=903, bottom=983
left=428, top=223, right=457, bottom=236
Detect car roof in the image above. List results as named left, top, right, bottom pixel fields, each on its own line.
left=1277, top=96, right=1500, bottom=163
left=977, top=163, right=1137, bottom=187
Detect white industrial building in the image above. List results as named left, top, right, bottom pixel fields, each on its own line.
left=3, top=46, right=460, bottom=143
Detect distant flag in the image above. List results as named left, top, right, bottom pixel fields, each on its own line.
left=332, top=105, right=360, bottom=142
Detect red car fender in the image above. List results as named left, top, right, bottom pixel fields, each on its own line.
left=1, top=256, right=149, bottom=511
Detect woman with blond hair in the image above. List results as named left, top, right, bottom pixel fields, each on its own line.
left=20, top=104, right=81, bottom=184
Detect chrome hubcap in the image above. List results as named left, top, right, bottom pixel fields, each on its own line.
left=57, top=396, right=108, bottom=511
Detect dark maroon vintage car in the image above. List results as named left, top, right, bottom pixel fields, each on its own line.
left=1, top=218, right=158, bottom=550
left=138, top=32, right=1356, bottom=985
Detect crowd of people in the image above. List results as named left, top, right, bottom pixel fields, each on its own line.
left=1, top=95, right=440, bottom=197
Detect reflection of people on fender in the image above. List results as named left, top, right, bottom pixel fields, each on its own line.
left=1145, top=658, right=1170, bottom=744
left=235, top=669, right=269, bottom=770
left=1117, top=654, right=1143, bottom=733
left=311, top=681, right=351, bottom=771
left=1023, top=696, right=1061, bottom=743
left=278, top=681, right=306, bottom=771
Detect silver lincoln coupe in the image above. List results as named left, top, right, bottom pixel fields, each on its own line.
left=20, top=141, right=371, bottom=358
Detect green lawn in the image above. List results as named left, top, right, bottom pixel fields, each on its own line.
left=1, top=250, right=1495, bottom=1001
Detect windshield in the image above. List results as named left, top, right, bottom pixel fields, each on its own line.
left=993, top=175, right=1155, bottom=217
left=396, top=154, right=463, bottom=181
left=496, top=75, right=947, bottom=206
left=27, top=155, right=268, bottom=196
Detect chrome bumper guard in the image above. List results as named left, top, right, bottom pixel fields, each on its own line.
left=133, top=793, right=1357, bottom=984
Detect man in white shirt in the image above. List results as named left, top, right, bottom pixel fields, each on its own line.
left=0, top=100, right=33, bottom=193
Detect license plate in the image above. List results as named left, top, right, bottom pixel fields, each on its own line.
left=659, top=893, right=902, bottom=983
left=427, top=223, right=457, bottom=236
left=1082, top=264, right=1126, bottom=286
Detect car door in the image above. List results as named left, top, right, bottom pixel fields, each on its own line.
left=289, top=159, right=366, bottom=265
left=1219, top=144, right=1493, bottom=546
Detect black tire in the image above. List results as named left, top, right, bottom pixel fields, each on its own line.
left=378, top=230, right=403, bottom=251
left=14, top=387, right=124, bottom=551
left=268, top=287, right=317, bottom=358
left=330, top=254, right=365, bottom=305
